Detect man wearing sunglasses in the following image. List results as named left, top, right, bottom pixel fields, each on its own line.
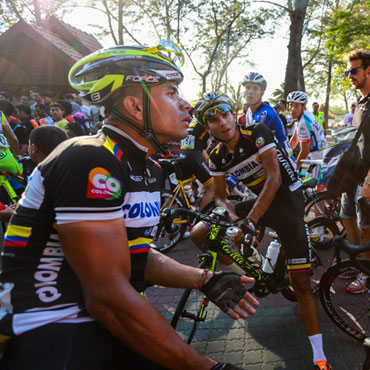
left=191, top=92, right=332, bottom=370
left=0, top=43, right=259, bottom=370
left=339, top=49, right=370, bottom=294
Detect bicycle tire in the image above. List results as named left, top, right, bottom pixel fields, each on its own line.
left=154, top=190, right=187, bottom=253
left=304, top=190, right=343, bottom=233
left=170, top=258, right=212, bottom=344
left=276, top=217, right=339, bottom=301
left=308, top=216, right=339, bottom=292
left=320, top=258, right=370, bottom=342
left=200, top=196, right=265, bottom=242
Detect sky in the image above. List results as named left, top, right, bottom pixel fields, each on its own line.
left=63, top=4, right=291, bottom=104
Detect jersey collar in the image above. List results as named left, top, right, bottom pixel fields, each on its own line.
left=103, top=124, right=148, bottom=153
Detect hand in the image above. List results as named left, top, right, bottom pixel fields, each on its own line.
left=235, top=218, right=259, bottom=247
left=200, top=271, right=259, bottom=320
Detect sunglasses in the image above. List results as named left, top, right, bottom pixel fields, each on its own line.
left=345, top=65, right=366, bottom=77
left=204, top=104, right=232, bottom=122
left=143, top=39, right=184, bottom=67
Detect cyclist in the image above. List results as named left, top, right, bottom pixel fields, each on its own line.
left=179, top=111, right=214, bottom=209
left=243, top=72, right=294, bottom=163
left=190, top=92, right=333, bottom=370
left=0, top=110, right=22, bottom=176
left=288, top=91, right=328, bottom=240
left=0, top=42, right=259, bottom=370
left=288, top=91, right=327, bottom=170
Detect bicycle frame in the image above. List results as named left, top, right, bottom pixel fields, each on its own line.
left=205, top=222, right=291, bottom=298
left=0, top=174, right=19, bottom=204
left=161, top=177, right=196, bottom=225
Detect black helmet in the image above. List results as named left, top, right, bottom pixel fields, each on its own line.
left=194, top=92, right=235, bottom=125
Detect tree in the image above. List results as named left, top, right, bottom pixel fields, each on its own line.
left=257, top=0, right=309, bottom=98
left=0, top=0, right=70, bottom=29
left=90, top=0, right=276, bottom=96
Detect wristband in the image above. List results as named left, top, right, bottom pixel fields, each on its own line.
left=241, top=218, right=256, bottom=235
left=196, top=269, right=209, bottom=290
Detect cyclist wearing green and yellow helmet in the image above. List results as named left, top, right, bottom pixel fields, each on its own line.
left=0, top=41, right=258, bottom=370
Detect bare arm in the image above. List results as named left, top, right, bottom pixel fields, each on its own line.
left=247, top=148, right=282, bottom=223
left=296, top=141, right=310, bottom=168
left=2, top=121, right=20, bottom=155
left=146, top=246, right=259, bottom=320
left=289, top=128, right=298, bottom=150
left=213, top=174, right=239, bottom=221
left=58, top=219, right=214, bottom=370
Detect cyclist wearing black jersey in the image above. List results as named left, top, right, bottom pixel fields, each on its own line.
left=179, top=114, right=214, bottom=209
left=0, top=42, right=259, bottom=370
left=190, top=92, right=333, bottom=370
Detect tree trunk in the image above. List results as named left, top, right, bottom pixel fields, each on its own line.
left=324, top=56, right=333, bottom=135
left=283, top=0, right=308, bottom=98
left=33, top=0, right=42, bottom=26
left=118, top=0, right=124, bottom=44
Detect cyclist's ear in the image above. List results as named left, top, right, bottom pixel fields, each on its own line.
left=122, top=95, right=143, bottom=121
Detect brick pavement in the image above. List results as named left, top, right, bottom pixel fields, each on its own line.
left=146, top=236, right=365, bottom=370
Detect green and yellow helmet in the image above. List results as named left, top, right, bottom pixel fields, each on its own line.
left=69, top=40, right=184, bottom=105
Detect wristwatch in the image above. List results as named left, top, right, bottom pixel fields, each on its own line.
left=365, top=176, right=370, bottom=185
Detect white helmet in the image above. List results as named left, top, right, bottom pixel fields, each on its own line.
left=242, top=72, right=267, bottom=91
left=287, top=91, right=308, bottom=105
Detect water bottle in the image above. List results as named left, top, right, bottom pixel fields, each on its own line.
left=183, top=184, right=195, bottom=203
left=262, top=240, right=280, bottom=274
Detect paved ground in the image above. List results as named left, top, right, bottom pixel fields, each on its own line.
left=146, top=235, right=366, bottom=370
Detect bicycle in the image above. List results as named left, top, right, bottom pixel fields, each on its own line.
left=154, top=158, right=253, bottom=253
left=162, top=207, right=319, bottom=344
left=319, top=197, right=370, bottom=342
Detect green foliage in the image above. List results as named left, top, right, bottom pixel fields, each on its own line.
left=325, top=0, right=370, bottom=55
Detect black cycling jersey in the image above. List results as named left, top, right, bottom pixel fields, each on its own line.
left=209, top=123, right=301, bottom=194
left=180, top=119, right=210, bottom=151
left=0, top=124, right=162, bottom=336
left=209, top=123, right=310, bottom=271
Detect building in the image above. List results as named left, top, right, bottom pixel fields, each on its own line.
left=0, top=15, right=103, bottom=96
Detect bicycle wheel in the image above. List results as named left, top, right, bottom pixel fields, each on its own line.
left=154, top=190, right=187, bottom=253
left=320, top=259, right=370, bottom=341
left=170, top=288, right=209, bottom=344
left=170, top=257, right=213, bottom=344
left=308, top=217, right=339, bottom=292
left=200, top=196, right=265, bottom=242
left=304, top=190, right=344, bottom=233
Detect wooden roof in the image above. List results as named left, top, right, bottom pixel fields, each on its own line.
left=0, top=16, right=103, bottom=94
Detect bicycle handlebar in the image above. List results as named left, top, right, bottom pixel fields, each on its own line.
left=161, top=207, right=234, bottom=234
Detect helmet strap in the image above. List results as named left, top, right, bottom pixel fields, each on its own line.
left=110, top=90, right=168, bottom=156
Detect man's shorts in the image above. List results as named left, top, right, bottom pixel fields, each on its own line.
left=178, top=150, right=213, bottom=186
left=340, top=186, right=370, bottom=230
left=0, top=321, right=165, bottom=370
left=234, top=186, right=311, bottom=273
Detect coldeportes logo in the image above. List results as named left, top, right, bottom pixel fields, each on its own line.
left=86, top=167, right=122, bottom=200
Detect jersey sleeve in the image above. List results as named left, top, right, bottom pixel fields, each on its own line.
left=40, top=141, right=127, bottom=224
left=297, top=118, right=311, bottom=143
left=252, top=123, right=276, bottom=155
left=208, top=144, right=226, bottom=176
